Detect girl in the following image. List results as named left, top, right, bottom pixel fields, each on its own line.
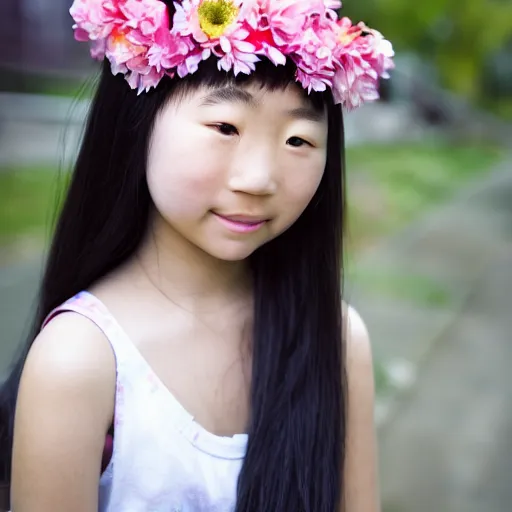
left=0, top=0, right=394, bottom=510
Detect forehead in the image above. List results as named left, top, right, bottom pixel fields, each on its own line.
left=175, top=81, right=327, bottom=121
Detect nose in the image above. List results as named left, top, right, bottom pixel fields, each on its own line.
left=227, top=148, right=277, bottom=196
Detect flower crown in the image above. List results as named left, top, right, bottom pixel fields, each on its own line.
left=70, top=0, right=395, bottom=109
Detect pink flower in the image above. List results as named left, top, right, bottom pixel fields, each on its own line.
left=236, top=3, right=282, bottom=65
left=173, top=0, right=208, bottom=44
left=324, top=0, right=342, bottom=9
left=300, top=16, right=338, bottom=66
left=69, top=0, right=394, bottom=108
left=216, top=36, right=261, bottom=75
left=237, top=2, right=284, bottom=65
left=294, top=38, right=334, bottom=92
left=238, top=0, right=321, bottom=51
left=70, top=0, right=121, bottom=41
left=173, top=0, right=243, bottom=43
left=328, top=17, right=394, bottom=108
left=240, top=0, right=327, bottom=65
left=335, top=18, right=394, bottom=78
left=212, top=26, right=259, bottom=74
left=102, top=24, right=162, bottom=93
left=295, top=67, right=332, bottom=93
left=323, top=0, right=342, bottom=20
left=173, top=0, right=258, bottom=76
left=122, top=14, right=193, bottom=75
left=237, top=0, right=264, bottom=30
left=332, top=59, right=380, bottom=109
left=146, top=28, right=193, bottom=73
left=293, top=13, right=339, bottom=92
left=258, top=42, right=286, bottom=66
left=265, top=0, right=326, bottom=50
left=177, top=49, right=207, bottom=77
left=171, top=0, right=210, bottom=76
left=105, top=26, right=146, bottom=66
left=90, top=38, right=108, bottom=60
left=137, top=66, right=167, bottom=93
left=119, top=0, right=168, bottom=36
left=120, top=55, right=165, bottom=94
left=355, top=22, right=395, bottom=79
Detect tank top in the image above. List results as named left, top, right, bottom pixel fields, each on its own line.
left=43, top=291, right=248, bottom=511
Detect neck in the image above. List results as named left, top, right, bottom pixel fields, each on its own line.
left=132, top=212, right=251, bottom=311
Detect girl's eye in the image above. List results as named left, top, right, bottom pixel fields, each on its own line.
left=213, top=123, right=239, bottom=136
left=287, top=136, right=311, bottom=148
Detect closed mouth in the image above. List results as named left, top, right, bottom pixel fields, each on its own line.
left=213, top=212, right=269, bottom=224
left=212, top=212, right=269, bottom=233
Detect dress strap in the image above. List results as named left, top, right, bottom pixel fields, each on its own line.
left=42, top=291, right=131, bottom=367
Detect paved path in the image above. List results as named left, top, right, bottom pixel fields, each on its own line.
left=345, top=156, right=511, bottom=419
left=380, top=248, right=512, bottom=512
left=374, top=159, right=512, bottom=511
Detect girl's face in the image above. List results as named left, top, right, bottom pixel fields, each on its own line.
left=146, top=81, right=328, bottom=261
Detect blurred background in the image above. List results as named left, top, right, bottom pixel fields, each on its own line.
left=0, top=1, right=511, bottom=510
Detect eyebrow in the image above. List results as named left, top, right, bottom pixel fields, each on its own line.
left=285, top=106, right=325, bottom=123
left=200, top=87, right=257, bottom=107
left=200, top=86, right=325, bottom=123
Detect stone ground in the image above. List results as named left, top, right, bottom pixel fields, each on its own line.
left=350, top=156, right=512, bottom=510
left=380, top=248, right=512, bottom=512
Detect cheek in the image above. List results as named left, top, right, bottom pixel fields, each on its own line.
left=146, top=122, right=224, bottom=219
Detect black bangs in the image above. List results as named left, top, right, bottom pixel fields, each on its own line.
left=151, top=56, right=330, bottom=112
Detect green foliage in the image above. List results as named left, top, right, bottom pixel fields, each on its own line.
left=0, top=68, right=96, bottom=99
left=351, top=267, right=452, bottom=308
left=0, top=167, right=69, bottom=246
left=346, top=140, right=505, bottom=250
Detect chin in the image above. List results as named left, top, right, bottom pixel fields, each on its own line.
left=203, top=240, right=262, bottom=262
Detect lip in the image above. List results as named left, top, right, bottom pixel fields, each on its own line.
left=212, top=212, right=268, bottom=233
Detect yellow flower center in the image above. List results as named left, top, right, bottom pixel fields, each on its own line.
left=198, top=0, right=239, bottom=39
left=338, top=30, right=361, bottom=46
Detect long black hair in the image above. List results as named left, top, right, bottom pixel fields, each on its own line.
left=0, top=2, right=347, bottom=509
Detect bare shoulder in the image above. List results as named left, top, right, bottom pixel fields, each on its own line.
left=11, top=312, right=116, bottom=511
left=24, top=311, right=116, bottom=384
left=342, top=301, right=374, bottom=404
left=343, top=302, right=373, bottom=371
left=342, top=303, right=379, bottom=511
